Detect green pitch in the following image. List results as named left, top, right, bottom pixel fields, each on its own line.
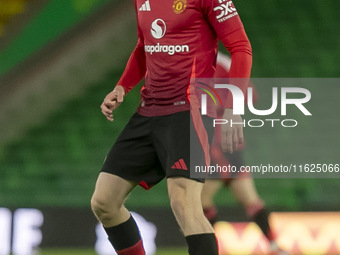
left=40, top=248, right=187, bottom=255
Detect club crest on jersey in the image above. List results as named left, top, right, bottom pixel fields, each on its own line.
left=172, top=0, right=187, bottom=14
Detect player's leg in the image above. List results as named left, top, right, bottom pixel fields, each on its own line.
left=222, top=150, right=271, bottom=237
left=91, top=173, right=135, bottom=227
left=230, top=178, right=289, bottom=254
left=91, top=113, right=160, bottom=255
left=168, top=177, right=214, bottom=235
left=91, top=173, right=145, bottom=255
left=167, top=177, right=218, bottom=255
left=229, top=178, right=269, bottom=235
left=201, top=179, right=222, bottom=225
left=230, top=178, right=262, bottom=210
left=153, top=111, right=218, bottom=255
left=201, top=129, right=234, bottom=226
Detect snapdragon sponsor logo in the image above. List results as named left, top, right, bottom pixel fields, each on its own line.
left=147, top=18, right=190, bottom=55
left=198, top=81, right=312, bottom=128
left=151, top=19, right=166, bottom=39
left=144, top=43, right=190, bottom=55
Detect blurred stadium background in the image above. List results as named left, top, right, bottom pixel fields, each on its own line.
left=0, top=0, right=339, bottom=254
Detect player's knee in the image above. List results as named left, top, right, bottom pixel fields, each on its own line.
left=91, top=195, right=106, bottom=218
left=91, top=195, right=120, bottom=222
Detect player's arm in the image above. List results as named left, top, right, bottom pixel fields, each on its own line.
left=101, top=38, right=146, bottom=121
left=221, top=28, right=252, bottom=107
left=101, top=0, right=146, bottom=122
left=220, top=28, right=252, bottom=152
left=117, top=38, right=147, bottom=94
left=201, top=0, right=252, bottom=152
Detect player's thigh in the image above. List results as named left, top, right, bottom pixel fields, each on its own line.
left=92, top=172, right=137, bottom=208
left=230, top=178, right=261, bottom=206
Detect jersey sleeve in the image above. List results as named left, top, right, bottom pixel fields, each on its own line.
left=117, top=1, right=146, bottom=94
left=200, top=0, right=244, bottom=39
left=117, top=38, right=146, bottom=93
left=201, top=0, right=252, bottom=108
left=221, top=28, right=252, bottom=108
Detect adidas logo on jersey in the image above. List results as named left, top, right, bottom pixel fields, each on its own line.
left=171, top=158, right=188, bottom=170
left=139, top=0, right=151, bottom=11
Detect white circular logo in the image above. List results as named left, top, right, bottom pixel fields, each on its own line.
left=151, top=19, right=166, bottom=39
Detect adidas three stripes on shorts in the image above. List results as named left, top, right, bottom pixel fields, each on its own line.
left=101, top=110, right=214, bottom=189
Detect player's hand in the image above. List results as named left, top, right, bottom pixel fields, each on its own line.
left=101, top=85, right=125, bottom=121
left=221, top=108, right=244, bottom=153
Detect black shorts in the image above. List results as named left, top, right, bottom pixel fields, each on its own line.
left=101, top=110, right=214, bottom=189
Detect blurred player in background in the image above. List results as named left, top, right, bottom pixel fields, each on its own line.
left=202, top=52, right=289, bottom=255
left=90, top=0, right=252, bottom=254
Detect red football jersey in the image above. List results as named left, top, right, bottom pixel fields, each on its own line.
left=120, top=0, right=250, bottom=116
